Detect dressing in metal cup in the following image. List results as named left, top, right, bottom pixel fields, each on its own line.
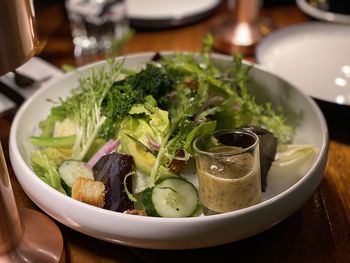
left=193, top=129, right=261, bottom=215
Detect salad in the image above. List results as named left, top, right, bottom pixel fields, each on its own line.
left=29, top=43, right=317, bottom=217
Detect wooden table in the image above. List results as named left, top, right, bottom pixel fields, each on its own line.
left=1, top=1, right=350, bottom=262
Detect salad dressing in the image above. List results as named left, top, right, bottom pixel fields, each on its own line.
left=197, top=146, right=261, bottom=214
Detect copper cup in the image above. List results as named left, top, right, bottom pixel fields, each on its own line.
left=211, top=0, right=265, bottom=55
left=0, top=0, right=39, bottom=75
left=0, top=142, right=65, bottom=262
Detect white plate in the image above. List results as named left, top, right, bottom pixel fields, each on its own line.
left=126, top=0, right=220, bottom=28
left=9, top=52, right=328, bottom=249
left=256, top=22, right=350, bottom=106
left=297, top=0, right=350, bottom=24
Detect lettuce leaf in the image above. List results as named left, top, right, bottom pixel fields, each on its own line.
left=38, top=147, right=72, bottom=167
left=118, top=97, right=175, bottom=188
left=119, top=96, right=170, bottom=151
left=30, top=151, right=67, bottom=195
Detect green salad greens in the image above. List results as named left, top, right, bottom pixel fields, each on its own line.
left=30, top=45, right=302, bottom=217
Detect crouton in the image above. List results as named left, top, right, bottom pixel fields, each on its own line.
left=72, top=177, right=105, bottom=208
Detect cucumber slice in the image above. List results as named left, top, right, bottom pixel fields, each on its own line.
left=142, top=177, right=199, bottom=217
left=61, top=178, right=72, bottom=197
left=59, top=160, right=93, bottom=187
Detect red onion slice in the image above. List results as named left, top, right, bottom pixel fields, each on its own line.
left=147, top=134, right=161, bottom=150
left=86, top=139, right=120, bottom=169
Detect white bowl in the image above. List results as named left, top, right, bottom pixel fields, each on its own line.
left=9, top=52, right=328, bottom=249
left=297, top=0, right=350, bottom=24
